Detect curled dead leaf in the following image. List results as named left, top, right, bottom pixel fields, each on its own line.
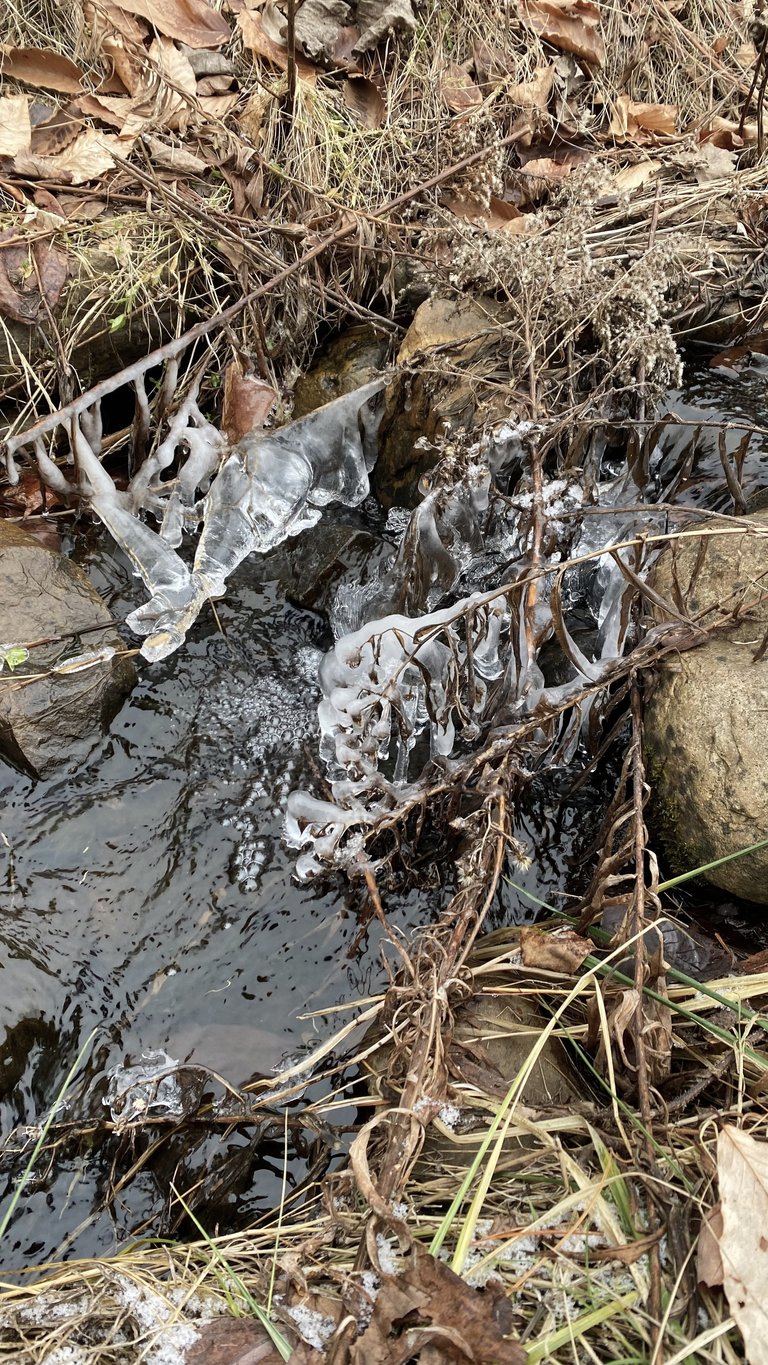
left=222, top=365, right=276, bottom=444
left=343, top=76, right=386, bottom=128
left=440, top=61, right=482, bottom=114
left=237, top=9, right=318, bottom=83
left=444, top=194, right=530, bottom=233
left=609, top=159, right=661, bottom=194
left=109, top=0, right=231, bottom=48
left=508, top=63, right=554, bottom=108
left=0, top=47, right=84, bottom=94
left=520, top=0, right=605, bottom=68
left=609, top=95, right=677, bottom=142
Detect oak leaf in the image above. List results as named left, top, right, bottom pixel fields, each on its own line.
left=716, top=1126, right=768, bottom=1365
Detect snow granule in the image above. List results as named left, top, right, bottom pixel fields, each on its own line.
left=375, top=1232, right=401, bottom=1276
left=438, top=1103, right=461, bottom=1130
left=285, top=1303, right=336, bottom=1349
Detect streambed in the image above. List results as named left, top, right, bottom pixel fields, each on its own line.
left=1, top=358, right=767, bottom=1269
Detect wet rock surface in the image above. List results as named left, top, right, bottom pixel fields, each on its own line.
left=645, top=508, right=768, bottom=902
left=373, top=294, right=513, bottom=508
left=291, top=324, right=391, bottom=418
left=0, top=522, right=135, bottom=778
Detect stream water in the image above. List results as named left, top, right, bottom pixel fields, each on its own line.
left=2, top=356, right=768, bottom=1269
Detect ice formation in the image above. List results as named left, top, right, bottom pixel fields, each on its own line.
left=28, top=380, right=384, bottom=662
left=286, top=436, right=656, bottom=878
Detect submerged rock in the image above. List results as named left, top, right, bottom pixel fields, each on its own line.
left=645, top=510, right=768, bottom=902
left=0, top=522, right=135, bottom=778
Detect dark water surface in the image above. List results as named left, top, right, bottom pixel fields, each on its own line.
left=2, top=356, right=767, bottom=1267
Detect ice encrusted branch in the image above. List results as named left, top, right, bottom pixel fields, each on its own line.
left=23, top=379, right=384, bottom=662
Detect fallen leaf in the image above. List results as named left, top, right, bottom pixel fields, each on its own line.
left=183, top=1316, right=286, bottom=1363
left=222, top=365, right=276, bottom=443
left=520, top=154, right=572, bottom=180
left=444, top=193, right=531, bottom=234
left=197, top=92, right=240, bottom=117
left=29, top=102, right=84, bottom=156
left=521, top=925, right=592, bottom=973
left=237, top=9, right=318, bottom=83
left=610, top=159, right=661, bottom=193
left=111, top=0, right=231, bottom=47
left=717, top=1126, right=768, bottom=1364
left=85, top=1, right=146, bottom=94
left=293, top=0, right=351, bottom=63
left=520, top=0, right=605, bottom=68
left=691, top=141, right=736, bottom=183
left=13, top=129, right=129, bottom=184
left=697, top=1203, right=724, bottom=1287
left=440, top=61, right=482, bottom=114
left=343, top=76, right=385, bottom=127
left=0, top=234, right=68, bottom=325
left=354, top=0, right=416, bottom=52
left=141, top=133, right=209, bottom=173
left=609, top=95, right=677, bottom=141
left=508, top=63, right=554, bottom=108
left=77, top=93, right=133, bottom=129
left=349, top=1245, right=526, bottom=1364
left=701, top=115, right=755, bottom=148
left=0, top=94, right=32, bottom=157
left=0, top=47, right=84, bottom=94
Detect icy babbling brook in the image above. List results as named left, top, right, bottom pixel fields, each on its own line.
left=2, top=356, right=768, bottom=1269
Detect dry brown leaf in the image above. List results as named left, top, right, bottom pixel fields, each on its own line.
left=0, top=47, right=84, bottom=94
left=222, top=365, right=276, bottom=443
left=610, top=159, right=661, bottom=193
left=237, top=9, right=318, bottom=83
left=508, top=63, right=554, bottom=108
left=717, top=1126, right=768, bottom=1364
left=520, top=925, right=592, bottom=973
left=14, top=129, right=129, bottom=184
left=29, top=102, right=84, bottom=156
left=440, top=61, right=482, bottom=114
left=0, top=234, right=68, bottom=325
left=701, top=115, right=755, bottom=148
left=690, top=141, right=737, bottom=182
left=349, top=1245, right=526, bottom=1364
left=183, top=1316, right=285, bottom=1363
left=735, top=41, right=758, bottom=68
left=610, top=95, right=677, bottom=141
left=520, top=0, right=605, bottom=68
left=0, top=94, right=32, bottom=157
left=343, top=76, right=385, bottom=128
left=77, top=93, right=133, bottom=129
left=141, top=133, right=208, bottom=173
left=197, top=93, right=240, bottom=117
left=444, top=193, right=531, bottom=234
left=521, top=154, right=572, bottom=180
left=355, top=0, right=416, bottom=52
left=111, top=0, right=231, bottom=47
left=697, top=1204, right=724, bottom=1288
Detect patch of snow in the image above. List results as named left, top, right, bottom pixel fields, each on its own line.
left=285, top=1303, right=336, bottom=1349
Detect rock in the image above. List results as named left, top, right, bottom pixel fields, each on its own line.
left=292, top=323, right=391, bottom=419
left=0, top=523, right=135, bottom=778
left=372, top=294, right=512, bottom=508
left=644, top=509, right=768, bottom=902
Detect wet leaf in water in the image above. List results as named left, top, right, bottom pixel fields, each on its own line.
left=715, top=1126, right=768, bottom=1364
left=520, top=925, right=592, bottom=973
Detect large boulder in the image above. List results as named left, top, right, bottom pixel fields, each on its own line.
left=0, top=523, right=135, bottom=778
left=644, top=510, right=768, bottom=902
